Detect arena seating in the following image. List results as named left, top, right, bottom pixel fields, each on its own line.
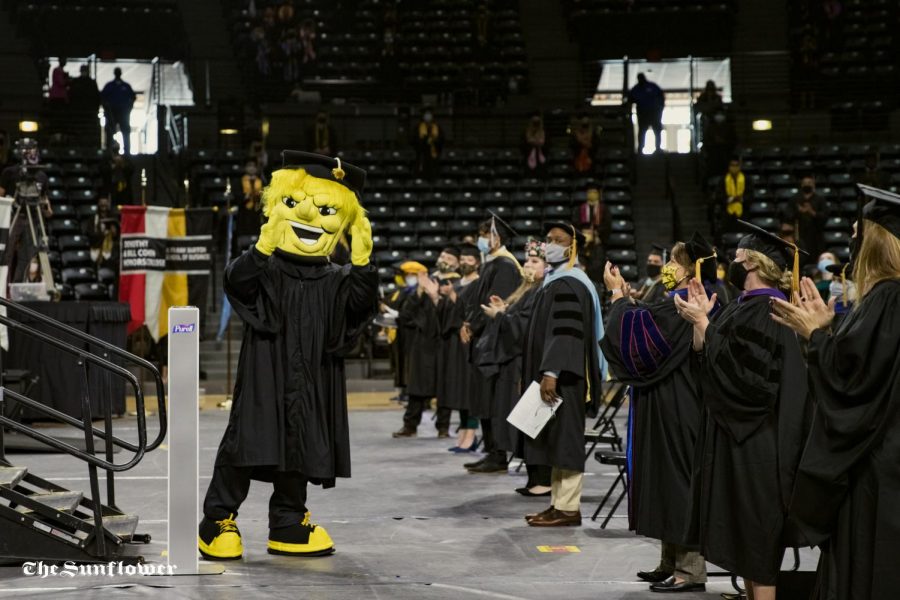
left=225, top=0, right=527, bottom=103
left=709, top=142, right=900, bottom=259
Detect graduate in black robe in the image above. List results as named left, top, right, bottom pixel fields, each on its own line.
left=601, top=233, right=718, bottom=593
left=382, top=270, right=413, bottom=396
left=674, top=220, right=811, bottom=597
left=635, top=244, right=667, bottom=303
left=772, top=185, right=900, bottom=600
left=475, top=238, right=550, bottom=493
left=464, top=214, right=523, bottom=473
left=199, top=152, right=378, bottom=560
left=524, top=222, right=607, bottom=527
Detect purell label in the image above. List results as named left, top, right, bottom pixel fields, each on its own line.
left=172, top=323, right=195, bottom=334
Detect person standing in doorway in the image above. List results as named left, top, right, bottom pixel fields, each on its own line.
left=101, top=67, right=137, bottom=155
left=627, top=73, right=665, bottom=154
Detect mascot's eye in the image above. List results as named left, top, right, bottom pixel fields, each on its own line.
left=319, top=206, right=336, bottom=216
left=282, top=197, right=297, bottom=208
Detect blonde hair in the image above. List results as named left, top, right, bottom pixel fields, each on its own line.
left=670, top=242, right=692, bottom=270
left=744, top=249, right=792, bottom=293
left=854, top=221, right=900, bottom=298
left=505, top=279, right=537, bottom=306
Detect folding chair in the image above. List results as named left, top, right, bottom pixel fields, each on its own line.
left=591, top=450, right=628, bottom=528
left=584, top=381, right=628, bottom=459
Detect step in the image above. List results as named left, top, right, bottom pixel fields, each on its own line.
left=0, top=467, right=27, bottom=488
left=97, top=514, right=139, bottom=541
left=17, top=491, right=83, bottom=515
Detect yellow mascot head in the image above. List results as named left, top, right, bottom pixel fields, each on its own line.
left=261, top=151, right=367, bottom=257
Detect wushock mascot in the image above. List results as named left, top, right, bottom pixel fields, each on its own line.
left=198, top=151, right=377, bottom=559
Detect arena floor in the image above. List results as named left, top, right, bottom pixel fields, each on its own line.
left=0, top=404, right=817, bottom=599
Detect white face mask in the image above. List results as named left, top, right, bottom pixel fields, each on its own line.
left=544, top=243, right=568, bottom=265
left=405, top=275, right=418, bottom=287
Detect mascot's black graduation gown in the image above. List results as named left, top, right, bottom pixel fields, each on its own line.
left=523, top=274, right=604, bottom=472
left=692, top=290, right=810, bottom=584
left=789, top=279, right=900, bottom=600
left=475, top=286, right=540, bottom=453
left=215, top=247, right=378, bottom=487
left=601, top=289, right=701, bottom=548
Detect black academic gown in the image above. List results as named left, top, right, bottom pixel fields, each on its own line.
left=789, top=279, right=900, bottom=600
left=523, top=275, right=605, bottom=472
left=435, top=294, right=465, bottom=412
left=641, top=279, right=666, bottom=304
left=214, top=248, right=378, bottom=488
left=467, top=254, right=521, bottom=418
left=385, top=288, right=412, bottom=389
left=601, top=289, right=701, bottom=548
left=397, top=290, right=439, bottom=398
left=475, top=286, right=540, bottom=453
left=691, top=291, right=811, bottom=584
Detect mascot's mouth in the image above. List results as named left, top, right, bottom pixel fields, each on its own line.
left=289, top=222, right=324, bottom=246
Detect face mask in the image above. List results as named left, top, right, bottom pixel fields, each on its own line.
left=801, top=185, right=814, bottom=195
left=459, top=263, right=477, bottom=276
left=660, top=264, right=686, bottom=291
left=436, top=260, right=454, bottom=273
left=817, top=258, right=834, bottom=273
left=727, top=260, right=752, bottom=291
left=476, top=236, right=491, bottom=255
left=646, top=264, right=661, bottom=278
left=405, top=275, right=418, bottom=287
left=544, top=242, right=568, bottom=265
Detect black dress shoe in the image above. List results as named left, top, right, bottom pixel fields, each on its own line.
left=467, top=459, right=507, bottom=473
left=463, top=456, right=487, bottom=469
left=650, top=577, right=706, bottom=593
left=637, top=568, right=674, bottom=583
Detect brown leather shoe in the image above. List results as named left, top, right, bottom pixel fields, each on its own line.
left=527, top=508, right=582, bottom=527
left=525, top=506, right=554, bottom=523
left=392, top=427, right=417, bottom=438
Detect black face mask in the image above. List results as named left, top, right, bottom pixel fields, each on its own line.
left=801, top=185, right=814, bottom=195
left=646, top=264, right=662, bottom=278
left=727, top=260, right=751, bottom=290
left=459, top=263, right=478, bottom=276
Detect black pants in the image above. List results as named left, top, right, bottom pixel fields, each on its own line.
left=403, top=395, right=451, bottom=431
left=637, top=112, right=663, bottom=153
left=526, top=464, right=552, bottom=488
left=105, top=109, right=132, bottom=154
left=203, top=465, right=307, bottom=529
left=480, top=418, right=506, bottom=462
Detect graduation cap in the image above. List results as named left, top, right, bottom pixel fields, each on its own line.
left=649, top=243, right=668, bottom=263
left=825, top=263, right=851, bottom=278
left=458, top=242, right=481, bottom=259
left=481, top=210, right=518, bottom=243
left=441, top=246, right=461, bottom=258
left=858, top=184, right=900, bottom=240
left=736, top=219, right=808, bottom=298
left=524, top=237, right=546, bottom=260
left=281, top=150, right=366, bottom=196
left=396, top=261, right=428, bottom=274
left=685, top=232, right=717, bottom=283
left=438, top=272, right=461, bottom=285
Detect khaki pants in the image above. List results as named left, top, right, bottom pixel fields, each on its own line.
left=660, top=542, right=707, bottom=583
left=550, top=468, right=583, bottom=512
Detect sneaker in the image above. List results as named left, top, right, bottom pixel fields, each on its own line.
left=198, top=514, right=243, bottom=560
left=267, top=512, right=336, bottom=557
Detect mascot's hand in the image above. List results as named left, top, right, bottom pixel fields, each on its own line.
left=350, top=215, right=373, bottom=266
left=256, top=213, right=284, bottom=256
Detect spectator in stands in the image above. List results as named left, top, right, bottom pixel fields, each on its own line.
left=69, top=65, right=100, bottom=114
left=578, top=187, right=610, bottom=247
left=522, top=111, right=547, bottom=177
left=694, top=80, right=723, bottom=144
left=281, top=28, right=301, bottom=83
left=49, top=58, right=70, bottom=106
left=252, top=27, right=272, bottom=76
left=101, top=68, right=137, bottom=155
left=309, top=111, right=336, bottom=155
left=474, top=2, right=491, bottom=50
left=857, top=152, right=888, bottom=189
left=299, top=19, right=317, bottom=65
left=633, top=244, right=666, bottom=303
left=100, top=143, right=135, bottom=205
left=236, top=160, right=263, bottom=249
left=570, top=113, right=600, bottom=174
left=88, top=196, right=119, bottom=272
left=627, top=73, right=665, bottom=154
left=721, top=156, right=746, bottom=223
left=815, top=251, right=837, bottom=301
left=414, top=106, right=443, bottom=179
left=779, top=175, right=829, bottom=264
left=277, top=0, right=295, bottom=24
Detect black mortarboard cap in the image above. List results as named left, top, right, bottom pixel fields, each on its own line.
left=858, top=184, right=900, bottom=240
left=685, top=232, right=717, bottom=283
left=483, top=210, right=518, bottom=241
left=442, top=246, right=461, bottom=258
left=281, top=150, right=366, bottom=196
left=542, top=220, right=586, bottom=248
left=825, top=263, right=851, bottom=277
left=737, top=219, right=809, bottom=297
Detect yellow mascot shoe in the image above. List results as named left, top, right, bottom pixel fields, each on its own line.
left=198, top=514, right=243, bottom=560
left=267, top=512, right=336, bottom=557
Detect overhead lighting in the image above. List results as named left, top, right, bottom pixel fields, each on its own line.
left=752, top=119, right=773, bottom=131
left=219, top=128, right=239, bottom=135
left=19, top=120, right=38, bottom=133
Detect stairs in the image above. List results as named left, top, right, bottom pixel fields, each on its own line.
left=667, top=154, right=711, bottom=240
left=517, top=0, right=585, bottom=107
left=0, top=463, right=145, bottom=564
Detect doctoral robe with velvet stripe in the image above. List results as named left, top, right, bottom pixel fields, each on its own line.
left=601, top=290, right=700, bottom=548
left=213, top=248, right=378, bottom=488
left=523, top=276, right=604, bottom=472
left=789, top=279, right=900, bottom=600
left=690, top=291, right=811, bottom=584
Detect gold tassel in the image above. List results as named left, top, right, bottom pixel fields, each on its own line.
left=566, top=234, right=577, bottom=270
left=695, top=258, right=702, bottom=282
left=791, top=244, right=800, bottom=302
left=332, top=157, right=346, bottom=181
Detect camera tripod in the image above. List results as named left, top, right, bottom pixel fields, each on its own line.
left=9, top=174, right=56, bottom=299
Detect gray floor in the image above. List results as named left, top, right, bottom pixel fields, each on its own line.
left=0, top=407, right=817, bottom=599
